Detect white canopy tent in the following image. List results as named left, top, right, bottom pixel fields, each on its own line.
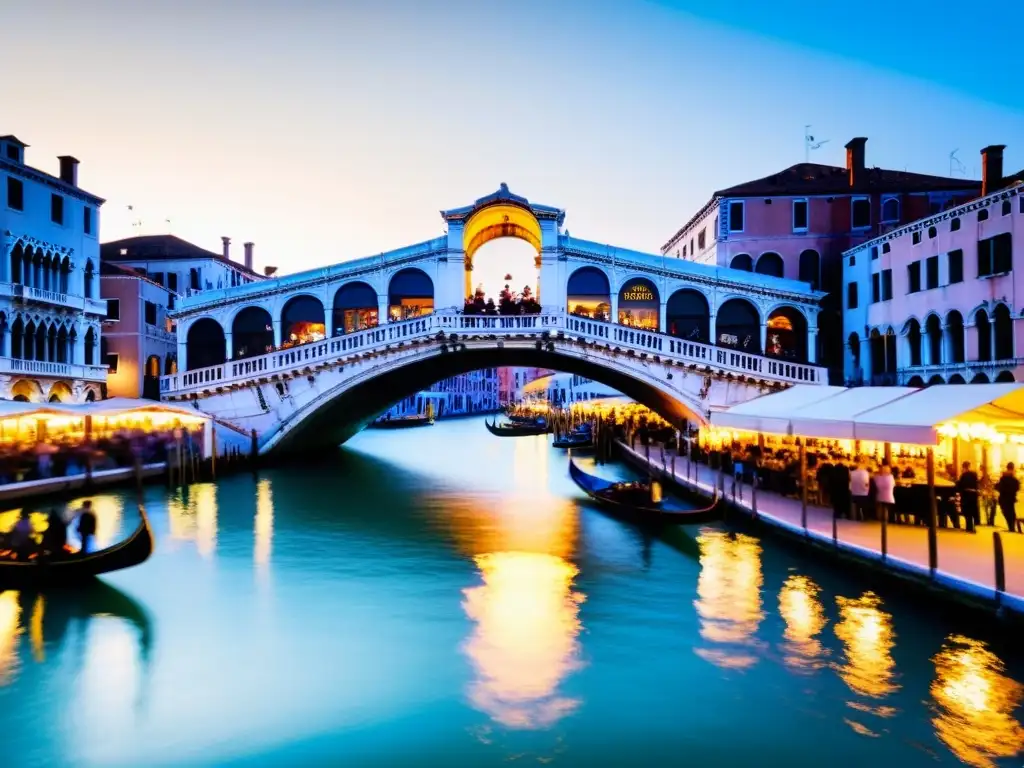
left=787, top=386, right=918, bottom=440
left=710, top=385, right=847, bottom=435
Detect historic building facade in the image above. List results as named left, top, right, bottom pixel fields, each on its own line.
left=661, top=137, right=982, bottom=381
left=843, top=145, right=1023, bottom=386
left=0, top=135, right=107, bottom=402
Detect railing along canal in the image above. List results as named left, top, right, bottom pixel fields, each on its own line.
left=162, top=312, right=824, bottom=396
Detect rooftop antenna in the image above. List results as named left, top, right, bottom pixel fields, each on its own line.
left=805, top=125, right=829, bottom=163
left=949, top=149, right=967, bottom=178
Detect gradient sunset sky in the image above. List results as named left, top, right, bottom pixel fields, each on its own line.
left=3, top=0, right=1022, bottom=295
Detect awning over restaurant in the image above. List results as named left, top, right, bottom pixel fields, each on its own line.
left=0, top=398, right=208, bottom=423
left=710, top=385, right=847, bottom=435
left=712, top=383, right=1024, bottom=446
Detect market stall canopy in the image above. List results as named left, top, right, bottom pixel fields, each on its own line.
left=854, top=383, right=1024, bottom=445
left=787, top=386, right=918, bottom=440
left=0, top=401, right=80, bottom=419
left=0, top=398, right=207, bottom=422
left=710, top=385, right=847, bottom=435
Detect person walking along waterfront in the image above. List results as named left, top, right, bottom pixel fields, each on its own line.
left=956, top=462, right=980, bottom=530
left=997, top=463, right=1020, bottom=533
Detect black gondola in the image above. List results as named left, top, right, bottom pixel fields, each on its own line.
left=370, top=414, right=434, bottom=429
left=553, top=425, right=594, bottom=449
left=0, top=505, right=154, bottom=589
left=568, top=456, right=719, bottom=523
left=485, top=418, right=549, bottom=437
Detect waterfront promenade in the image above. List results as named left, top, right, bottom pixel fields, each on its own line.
left=619, top=441, right=1024, bottom=616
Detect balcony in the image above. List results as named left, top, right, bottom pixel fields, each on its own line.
left=1, top=282, right=107, bottom=315
left=898, top=358, right=1024, bottom=385
left=0, top=356, right=107, bottom=382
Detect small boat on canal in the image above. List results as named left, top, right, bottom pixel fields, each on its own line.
left=485, top=418, right=550, bottom=437
left=0, top=505, right=154, bottom=589
left=370, top=413, right=435, bottom=429
left=569, top=456, right=719, bottom=523
left=553, top=424, right=594, bottom=449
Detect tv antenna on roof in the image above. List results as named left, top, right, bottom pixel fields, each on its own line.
left=949, top=149, right=967, bottom=178
left=805, top=125, right=829, bottom=162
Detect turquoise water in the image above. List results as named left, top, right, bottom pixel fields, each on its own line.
left=1, top=416, right=1023, bottom=767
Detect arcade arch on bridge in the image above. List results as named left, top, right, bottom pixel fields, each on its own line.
left=233, top=306, right=274, bottom=359
left=281, top=295, right=326, bottom=347
left=617, top=277, right=659, bottom=331
left=388, top=269, right=434, bottom=321
left=717, top=298, right=761, bottom=355
left=567, top=267, right=611, bottom=322
left=333, top=281, right=379, bottom=335
left=666, top=289, right=710, bottom=344
left=187, top=318, right=226, bottom=371
left=459, top=187, right=543, bottom=299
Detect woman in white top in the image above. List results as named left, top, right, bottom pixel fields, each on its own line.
left=874, top=462, right=897, bottom=522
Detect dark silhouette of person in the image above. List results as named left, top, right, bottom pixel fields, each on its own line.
left=76, top=500, right=97, bottom=554
left=830, top=459, right=852, bottom=520
left=996, top=463, right=1020, bottom=532
left=42, top=509, right=67, bottom=556
left=956, top=461, right=979, bottom=529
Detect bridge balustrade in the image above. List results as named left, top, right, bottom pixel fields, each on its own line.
left=162, top=311, right=823, bottom=396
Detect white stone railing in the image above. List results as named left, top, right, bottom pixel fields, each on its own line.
left=0, top=358, right=107, bottom=381
left=161, top=311, right=826, bottom=397
left=1, top=283, right=107, bottom=316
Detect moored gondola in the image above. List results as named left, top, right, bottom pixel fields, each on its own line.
left=553, top=424, right=593, bottom=449
left=0, top=505, right=154, bottom=589
left=485, top=418, right=550, bottom=437
left=370, top=413, right=435, bottom=429
left=568, top=456, right=719, bottom=523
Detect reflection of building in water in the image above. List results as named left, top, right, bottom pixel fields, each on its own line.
left=931, top=634, right=1024, bottom=768
left=167, top=483, right=219, bottom=558
left=254, top=478, right=274, bottom=572
left=0, top=592, right=24, bottom=685
left=694, top=530, right=765, bottom=670
left=833, top=592, right=898, bottom=700
left=461, top=551, right=584, bottom=729
left=778, top=574, right=827, bottom=672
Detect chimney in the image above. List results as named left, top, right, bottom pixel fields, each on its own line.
left=243, top=241, right=254, bottom=271
left=57, top=155, right=79, bottom=186
left=845, top=137, right=867, bottom=188
left=981, top=145, right=1006, bottom=197
left=221, top=236, right=231, bottom=261
left=264, top=266, right=278, bottom=277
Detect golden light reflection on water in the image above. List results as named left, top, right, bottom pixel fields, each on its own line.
left=833, top=592, right=898, bottom=702
left=254, top=478, right=274, bottom=573
left=694, top=529, right=765, bottom=670
left=931, top=635, right=1024, bottom=768
left=462, top=551, right=585, bottom=729
left=0, top=592, right=24, bottom=685
left=778, top=574, right=827, bottom=673
left=167, top=483, right=219, bottom=558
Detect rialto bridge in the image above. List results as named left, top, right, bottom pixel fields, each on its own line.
left=162, top=185, right=827, bottom=454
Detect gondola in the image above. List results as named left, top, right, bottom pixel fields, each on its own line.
left=568, top=456, right=720, bottom=523
left=553, top=425, right=594, bottom=449
left=485, top=418, right=550, bottom=437
left=370, top=413, right=434, bottom=429
left=507, top=414, right=541, bottom=425
left=0, top=505, right=154, bottom=589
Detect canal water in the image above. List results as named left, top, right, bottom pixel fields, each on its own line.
left=1, top=416, right=1023, bottom=767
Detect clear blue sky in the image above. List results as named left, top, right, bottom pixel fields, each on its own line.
left=2, top=0, right=1021, bottom=294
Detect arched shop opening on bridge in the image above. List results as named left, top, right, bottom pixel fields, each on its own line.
left=666, top=289, right=710, bottom=344
left=388, top=268, right=434, bottom=321
left=233, top=306, right=274, bottom=359
left=617, top=278, right=659, bottom=331
left=716, top=298, right=760, bottom=354
left=333, top=281, right=378, bottom=335
left=765, top=307, right=808, bottom=362
left=566, top=267, right=611, bottom=322
left=187, top=318, right=226, bottom=371
left=281, top=295, right=326, bottom=347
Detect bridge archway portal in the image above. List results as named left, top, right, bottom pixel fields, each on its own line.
left=462, top=202, right=542, bottom=300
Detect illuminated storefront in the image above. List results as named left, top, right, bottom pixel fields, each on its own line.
left=566, top=267, right=611, bottom=322
left=332, top=282, right=379, bottom=335
left=617, top=278, right=659, bottom=331
left=280, top=295, right=326, bottom=347
left=388, top=268, right=434, bottom=322
left=765, top=308, right=808, bottom=362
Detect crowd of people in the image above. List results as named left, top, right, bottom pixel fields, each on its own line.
left=0, top=500, right=97, bottom=561
left=0, top=427, right=201, bottom=485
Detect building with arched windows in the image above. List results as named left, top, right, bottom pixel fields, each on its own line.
left=660, top=136, right=982, bottom=383
left=0, top=134, right=106, bottom=403
left=843, top=145, right=1023, bottom=387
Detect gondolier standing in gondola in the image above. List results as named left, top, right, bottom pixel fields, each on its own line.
left=76, top=500, right=97, bottom=554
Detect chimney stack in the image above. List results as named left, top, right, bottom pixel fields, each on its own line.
left=57, top=155, right=79, bottom=186
left=981, top=145, right=1006, bottom=197
left=244, top=241, right=254, bottom=271
left=845, top=137, right=867, bottom=188
left=221, top=236, right=231, bottom=261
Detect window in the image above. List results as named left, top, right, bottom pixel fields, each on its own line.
left=926, top=255, right=939, bottom=290
left=948, top=249, right=963, bottom=284
left=792, top=199, right=808, bottom=231
left=105, top=353, right=119, bottom=373
left=1003, top=200, right=1012, bottom=216
left=951, top=217, right=961, bottom=232
left=870, top=246, right=878, bottom=260
left=1020, top=196, right=1024, bottom=214
left=189, top=268, right=200, bottom=291
left=882, top=242, right=891, bottom=254
left=151, top=272, right=164, bottom=286
left=907, top=261, right=921, bottom=293
left=7, top=177, right=23, bottom=211
left=852, top=197, right=871, bottom=229
left=728, top=201, right=744, bottom=232
left=168, top=273, right=178, bottom=292
left=106, top=298, right=120, bottom=321
left=713, top=216, right=718, bottom=234
left=168, top=293, right=176, bottom=310
left=847, top=282, right=858, bottom=309
left=978, top=233, right=1013, bottom=277
left=83, top=206, right=93, bottom=235
left=144, top=300, right=157, bottom=326
left=871, top=273, right=880, bottom=303
left=690, top=238, right=694, bottom=254
left=912, top=231, right=922, bottom=245
left=978, top=208, right=989, bottom=222
left=928, top=226, right=937, bottom=239
left=697, top=229, right=706, bottom=250
left=681, top=244, right=687, bottom=258
left=881, top=269, right=892, bottom=300
left=881, top=197, right=900, bottom=222
left=5, top=145, right=18, bottom=161
left=50, top=194, right=64, bottom=224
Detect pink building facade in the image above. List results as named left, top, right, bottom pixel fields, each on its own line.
left=843, top=146, right=1023, bottom=385
left=661, top=138, right=980, bottom=381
